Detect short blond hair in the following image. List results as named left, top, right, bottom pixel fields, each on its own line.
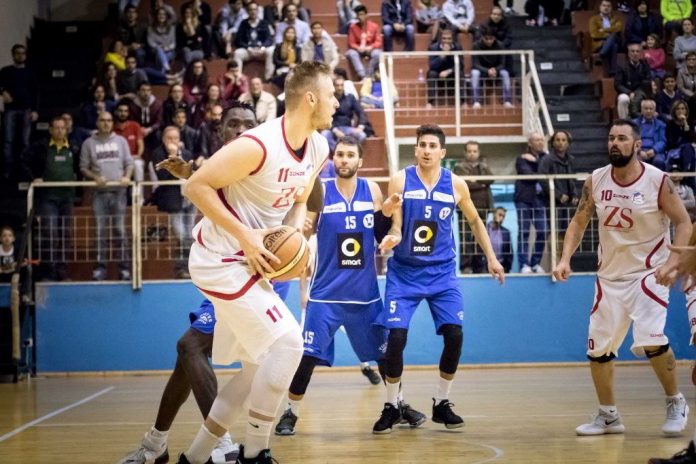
left=284, top=61, right=332, bottom=109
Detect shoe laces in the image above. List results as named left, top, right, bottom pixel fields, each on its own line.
left=666, top=398, right=684, bottom=421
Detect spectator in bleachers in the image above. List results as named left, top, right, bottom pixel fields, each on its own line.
left=657, top=74, right=685, bottom=119
left=214, top=0, right=249, bottom=57
left=177, top=5, right=210, bottom=65
left=538, top=130, right=577, bottom=232
left=524, top=0, right=564, bottom=27
left=333, top=67, right=359, bottom=98
left=61, top=112, right=90, bottom=150
left=197, top=103, right=225, bottom=164
left=81, top=85, right=116, bottom=132
left=674, top=19, right=696, bottom=68
left=589, top=0, right=623, bottom=77
left=116, top=54, right=149, bottom=101
left=239, top=77, right=277, bottom=122
left=426, top=28, right=461, bottom=108
left=482, top=6, right=511, bottom=48
left=150, top=125, right=195, bottom=278
left=346, top=5, right=383, bottom=80
left=677, top=52, right=696, bottom=116
left=113, top=102, right=145, bottom=181
left=79, top=111, right=133, bottom=281
left=0, top=226, right=18, bottom=280
left=666, top=99, right=691, bottom=150
left=381, top=0, right=415, bottom=52
left=624, top=0, right=662, bottom=48
left=615, top=42, right=652, bottom=119
left=320, top=75, right=368, bottom=152
left=643, top=33, right=665, bottom=80
left=104, top=39, right=128, bottom=71
left=634, top=98, right=667, bottom=169
left=266, top=0, right=285, bottom=28
left=23, top=116, right=79, bottom=281
left=272, top=26, right=301, bottom=90
left=485, top=206, right=513, bottom=273
left=442, top=0, right=475, bottom=40
left=415, top=0, right=441, bottom=40
left=337, top=0, right=361, bottom=34
left=130, top=82, right=163, bottom=151
left=96, top=63, right=121, bottom=101
left=453, top=140, right=494, bottom=274
left=289, top=0, right=310, bottom=23
left=493, top=0, right=515, bottom=16
left=470, top=26, right=513, bottom=109
left=234, top=1, right=275, bottom=81
left=181, top=0, right=212, bottom=27
left=172, top=108, right=199, bottom=153
left=275, top=3, right=311, bottom=45
left=182, top=60, right=208, bottom=104
left=301, top=21, right=340, bottom=72
left=671, top=167, right=696, bottom=221
left=190, top=84, right=226, bottom=128
left=149, top=0, right=177, bottom=25
left=514, top=132, right=548, bottom=274
left=661, top=0, right=693, bottom=39
left=360, top=69, right=398, bottom=109
left=162, top=83, right=190, bottom=125
left=0, top=44, right=38, bottom=180
left=148, top=7, right=177, bottom=76
left=219, top=60, right=249, bottom=102
left=119, top=5, right=148, bottom=66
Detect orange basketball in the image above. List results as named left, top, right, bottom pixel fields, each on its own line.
left=263, top=225, right=310, bottom=281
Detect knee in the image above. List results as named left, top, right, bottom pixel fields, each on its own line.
left=383, top=24, right=393, bottom=35
left=471, top=69, right=480, bottom=79
left=176, top=330, right=199, bottom=358
left=587, top=352, right=616, bottom=363
left=386, top=329, right=408, bottom=355
left=440, top=324, right=463, bottom=348
left=617, top=94, right=629, bottom=104
left=265, top=331, right=304, bottom=391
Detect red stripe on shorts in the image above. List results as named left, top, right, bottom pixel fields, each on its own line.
left=641, top=272, right=667, bottom=308
left=688, top=299, right=696, bottom=311
left=645, top=237, right=665, bottom=269
left=197, top=229, right=205, bottom=247
left=590, top=278, right=603, bottom=315
left=196, top=273, right=261, bottom=301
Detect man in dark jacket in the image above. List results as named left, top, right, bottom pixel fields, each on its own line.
left=151, top=125, right=194, bottom=278
left=470, top=26, right=512, bottom=108
left=320, top=75, right=368, bottom=152
left=615, top=42, right=652, bottom=119
left=538, top=130, right=578, bottom=232
left=426, top=29, right=461, bottom=108
left=118, top=5, right=148, bottom=65
left=381, top=0, right=415, bottom=52
left=514, top=132, right=548, bottom=273
left=484, top=207, right=513, bottom=273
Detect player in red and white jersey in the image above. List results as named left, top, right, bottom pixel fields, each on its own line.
left=177, top=61, right=337, bottom=464
left=553, top=119, right=692, bottom=438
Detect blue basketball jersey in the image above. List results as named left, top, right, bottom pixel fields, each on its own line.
left=393, top=165, right=456, bottom=266
left=309, top=178, right=380, bottom=303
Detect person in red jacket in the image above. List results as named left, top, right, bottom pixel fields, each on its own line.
left=345, top=5, right=383, bottom=79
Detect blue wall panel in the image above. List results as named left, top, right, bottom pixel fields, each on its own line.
left=35, top=276, right=694, bottom=372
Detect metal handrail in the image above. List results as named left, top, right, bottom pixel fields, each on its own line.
left=528, top=53, right=554, bottom=136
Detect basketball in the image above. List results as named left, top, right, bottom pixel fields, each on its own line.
left=263, top=225, right=310, bottom=281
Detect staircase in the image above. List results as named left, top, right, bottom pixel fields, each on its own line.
left=509, top=18, right=607, bottom=173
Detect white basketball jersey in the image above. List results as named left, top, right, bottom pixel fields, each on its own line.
left=193, top=116, right=329, bottom=255
left=592, top=162, right=670, bottom=281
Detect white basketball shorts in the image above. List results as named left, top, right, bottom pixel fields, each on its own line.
left=686, top=282, right=696, bottom=345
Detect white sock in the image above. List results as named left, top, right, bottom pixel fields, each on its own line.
left=599, top=405, right=618, bottom=416
left=184, top=424, right=219, bottom=464
left=360, top=362, right=370, bottom=369
left=668, top=392, right=685, bottom=401
left=385, top=380, right=400, bottom=406
left=245, top=418, right=273, bottom=458
left=434, top=377, right=453, bottom=402
left=288, top=398, right=302, bottom=416
left=397, top=383, right=404, bottom=403
left=146, top=426, right=168, bottom=445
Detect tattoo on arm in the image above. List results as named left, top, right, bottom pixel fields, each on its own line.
left=573, top=181, right=595, bottom=226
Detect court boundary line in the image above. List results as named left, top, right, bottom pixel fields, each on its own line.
left=0, top=386, right=115, bottom=442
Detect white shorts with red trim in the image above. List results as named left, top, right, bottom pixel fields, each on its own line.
left=686, top=282, right=696, bottom=345
left=189, top=242, right=300, bottom=365
left=587, top=272, right=669, bottom=358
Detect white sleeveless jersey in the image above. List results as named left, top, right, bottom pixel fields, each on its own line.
left=192, top=116, right=329, bottom=255
left=592, top=162, right=670, bottom=281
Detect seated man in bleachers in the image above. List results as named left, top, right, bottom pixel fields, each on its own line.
left=615, top=42, right=652, bottom=119
left=172, top=108, right=199, bottom=153
left=634, top=98, right=667, bottom=170
left=470, top=26, right=512, bottom=109
left=129, top=82, right=163, bottom=153
left=301, top=21, right=340, bottom=72
left=381, top=0, right=415, bottom=52
left=442, top=0, right=475, bottom=41
left=275, top=3, right=311, bottom=46
left=239, top=77, right=277, bottom=123
left=656, top=74, right=686, bottom=120
left=426, top=29, right=461, bottom=108
left=233, top=1, right=275, bottom=81
left=481, top=5, right=510, bottom=48
left=346, top=5, right=383, bottom=80
left=213, top=0, right=248, bottom=57
left=589, top=0, right=623, bottom=76
left=320, top=75, right=368, bottom=153
left=337, top=0, right=361, bottom=34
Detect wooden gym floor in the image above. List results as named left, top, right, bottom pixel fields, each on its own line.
left=1, top=365, right=695, bottom=463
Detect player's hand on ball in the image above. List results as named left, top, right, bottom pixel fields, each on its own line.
left=156, top=156, right=194, bottom=180
left=379, top=234, right=401, bottom=254
left=488, top=259, right=505, bottom=285
left=381, top=193, right=403, bottom=217
left=238, top=228, right=281, bottom=276
left=552, top=261, right=572, bottom=282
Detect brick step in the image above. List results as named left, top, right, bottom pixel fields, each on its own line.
left=66, top=260, right=178, bottom=281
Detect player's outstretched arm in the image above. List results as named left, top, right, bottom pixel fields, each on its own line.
left=656, top=176, right=693, bottom=286
left=553, top=177, right=595, bottom=282
left=183, top=137, right=280, bottom=276
left=378, top=171, right=405, bottom=254
left=453, top=175, right=505, bottom=284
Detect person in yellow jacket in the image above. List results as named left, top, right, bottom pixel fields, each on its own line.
left=359, top=69, right=399, bottom=109
left=589, top=0, right=623, bottom=76
left=662, top=0, right=693, bottom=38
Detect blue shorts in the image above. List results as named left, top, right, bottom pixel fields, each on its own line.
left=380, top=258, right=463, bottom=334
left=189, top=282, right=290, bottom=335
left=303, top=299, right=387, bottom=366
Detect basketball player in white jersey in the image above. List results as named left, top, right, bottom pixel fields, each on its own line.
left=553, top=119, right=693, bottom=437
left=176, top=61, right=337, bottom=464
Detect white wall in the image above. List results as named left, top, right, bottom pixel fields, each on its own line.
left=0, top=0, right=39, bottom=67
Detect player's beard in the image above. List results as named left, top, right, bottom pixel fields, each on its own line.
left=336, top=165, right=358, bottom=179
left=608, top=150, right=633, bottom=167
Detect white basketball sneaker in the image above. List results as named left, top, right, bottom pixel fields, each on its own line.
left=117, top=441, right=167, bottom=464
left=663, top=396, right=689, bottom=436
left=211, top=433, right=239, bottom=464
left=576, top=409, right=625, bottom=436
